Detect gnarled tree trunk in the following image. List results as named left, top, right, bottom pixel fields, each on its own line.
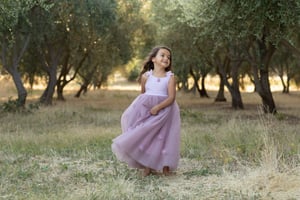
left=40, top=66, right=57, bottom=105
left=39, top=44, right=61, bottom=105
left=1, top=35, right=30, bottom=107
left=189, top=66, right=209, bottom=98
left=248, top=37, right=277, bottom=113
left=215, top=72, right=227, bottom=102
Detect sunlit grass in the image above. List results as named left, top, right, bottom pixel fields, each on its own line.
left=0, top=87, right=300, bottom=199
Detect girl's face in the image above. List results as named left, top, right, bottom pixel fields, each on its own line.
left=152, top=48, right=171, bottom=69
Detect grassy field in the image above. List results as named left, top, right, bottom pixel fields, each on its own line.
left=0, top=82, right=300, bottom=199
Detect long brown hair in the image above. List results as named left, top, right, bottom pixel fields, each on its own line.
left=138, top=46, right=172, bottom=82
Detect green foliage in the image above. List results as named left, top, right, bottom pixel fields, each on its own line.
left=0, top=0, right=53, bottom=38
left=1, top=0, right=143, bottom=102
left=177, top=0, right=300, bottom=44
left=1, top=98, right=22, bottom=112
left=127, top=67, right=140, bottom=82
left=1, top=98, right=39, bottom=113
left=1, top=0, right=300, bottom=105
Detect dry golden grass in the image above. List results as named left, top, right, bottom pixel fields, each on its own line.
left=0, top=77, right=300, bottom=200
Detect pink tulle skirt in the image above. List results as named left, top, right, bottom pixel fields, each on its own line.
left=112, top=94, right=181, bottom=171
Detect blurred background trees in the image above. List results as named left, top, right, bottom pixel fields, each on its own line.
left=1, top=0, right=300, bottom=113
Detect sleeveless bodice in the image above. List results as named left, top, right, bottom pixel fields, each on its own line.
left=144, top=70, right=173, bottom=97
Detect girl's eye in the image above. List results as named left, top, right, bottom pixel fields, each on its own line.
left=161, top=54, right=169, bottom=58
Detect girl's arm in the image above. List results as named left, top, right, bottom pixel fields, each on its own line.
left=140, top=74, right=147, bottom=94
left=150, top=75, right=176, bottom=115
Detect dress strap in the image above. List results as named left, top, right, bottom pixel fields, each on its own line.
left=144, top=70, right=152, bottom=77
left=166, top=71, right=174, bottom=77
left=144, top=70, right=173, bottom=77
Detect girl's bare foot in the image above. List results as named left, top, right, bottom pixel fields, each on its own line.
left=143, top=168, right=151, bottom=177
left=163, top=166, right=171, bottom=176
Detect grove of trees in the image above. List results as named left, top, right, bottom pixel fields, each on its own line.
left=1, top=0, right=300, bottom=113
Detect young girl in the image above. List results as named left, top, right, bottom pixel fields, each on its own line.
left=111, top=46, right=181, bottom=176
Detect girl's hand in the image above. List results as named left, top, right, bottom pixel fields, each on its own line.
left=150, top=105, right=160, bottom=115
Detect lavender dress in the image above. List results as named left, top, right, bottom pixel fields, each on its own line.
left=112, top=70, right=181, bottom=171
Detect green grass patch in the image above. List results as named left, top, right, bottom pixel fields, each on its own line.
left=0, top=90, right=299, bottom=199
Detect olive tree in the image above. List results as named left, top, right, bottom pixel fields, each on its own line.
left=0, top=0, right=52, bottom=106
left=177, top=0, right=300, bottom=113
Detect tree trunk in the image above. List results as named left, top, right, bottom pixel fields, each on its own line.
left=279, top=75, right=288, bottom=93
left=189, top=67, right=209, bottom=98
left=215, top=73, right=227, bottom=102
left=284, top=62, right=290, bottom=93
left=200, top=74, right=209, bottom=98
left=56, top=83, right=65, bottom=101
left=257, top=38, right=277, bottom=113
left=56, top=52, right=70, bottom=101
left=40, top=66, right=57, bottom=105
left=223, top=72, right=244, bottom=109
left=286, top=76, right=290, bottom=93
left=251, top=64, right=277, bottom=113
left=216, top=55, right=243, bottom=109
left=246, top=35, right=277, bottom=114
left=1, top=34, right=30, bottom=107
left=189, top=68, right=201, bottom=96
left=39, top=37, right=63, bottom=106
left=230, top=61, right=244, bottom=109
left=11, top=68, right=27, bottom=106
left=259, top=69, right=277, bottom=113
left=230, top=88, right=243, bottom=109
left=56, top=51, right=88, bottom=101
left=75, top=84, right=88, bottom=98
